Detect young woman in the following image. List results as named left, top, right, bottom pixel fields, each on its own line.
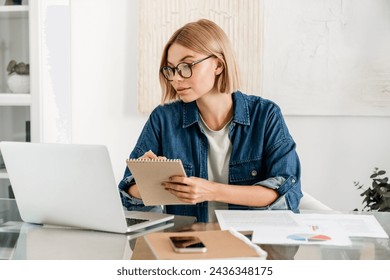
left=119, top=19, right=302, bottom=222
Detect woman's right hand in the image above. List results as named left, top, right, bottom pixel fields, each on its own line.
left=139, top=150, right=167, bottom=161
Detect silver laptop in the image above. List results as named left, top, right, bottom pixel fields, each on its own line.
left=12, top=224, right=132, bottom=260
left=0, top=141, right=173, bottom=234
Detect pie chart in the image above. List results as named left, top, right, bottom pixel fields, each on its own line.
left=287, top=234, right=332, bottom=242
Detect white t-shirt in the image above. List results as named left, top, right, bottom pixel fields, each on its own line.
left=199, top=115, right=232, bottom=222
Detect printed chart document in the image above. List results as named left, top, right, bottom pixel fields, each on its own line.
left=216, top=210, right=388, bottom=246
left=251, top=218, right=352, bottom=246
left=216, top=210, right=351, bottom=246
left=293, top=213, right=389, bottom=239
left=216, top=210, right=300, bottom=231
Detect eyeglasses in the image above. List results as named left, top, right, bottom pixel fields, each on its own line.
left=160, top=55, right=214, bottom=81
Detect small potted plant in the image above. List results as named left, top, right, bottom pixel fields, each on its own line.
left=6, top=60, right=30, bottom=93
left=354, top=168, right=390, bottom=212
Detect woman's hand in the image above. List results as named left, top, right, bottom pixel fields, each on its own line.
left=139, top=150, right=167, bottom=161
left=128, top=150, right=166, bottom=199
left=162, top=176, right=218, bottom=204
left=163, top=175, right=279, bottom=207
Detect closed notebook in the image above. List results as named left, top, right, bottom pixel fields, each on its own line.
left=126, top=159, right=191, bottom=206
left=144, top=230, right=267, bottom=260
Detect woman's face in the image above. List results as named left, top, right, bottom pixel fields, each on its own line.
left=166, top=43, right=220, bottom=103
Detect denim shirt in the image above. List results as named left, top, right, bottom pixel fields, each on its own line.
left=119, top=91, right=302, bottom=222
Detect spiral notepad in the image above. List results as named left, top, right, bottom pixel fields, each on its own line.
left=126, top=159, right=190, bottom=206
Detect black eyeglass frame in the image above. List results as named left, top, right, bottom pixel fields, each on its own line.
left=160, top=55, right=214, bottom=81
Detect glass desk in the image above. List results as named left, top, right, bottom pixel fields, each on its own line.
left=1, top=198, right=390, bottom=260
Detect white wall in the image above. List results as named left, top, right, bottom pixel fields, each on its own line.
left=286, top=116, right=390, bottom=211
left=70, top=0, right=390, bottom=211
left=71, top=0, right=147, bottom=182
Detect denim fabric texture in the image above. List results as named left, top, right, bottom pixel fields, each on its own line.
left=119, top=91, right=302, bottom=222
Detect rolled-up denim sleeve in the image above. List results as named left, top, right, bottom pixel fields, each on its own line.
left=119, top=174, right=162, bottom=212
left=264, top=139, right=302, bottom=212
left=253, top=176, right=299, bottom=211
left=258, top=106, right=303, bottom=212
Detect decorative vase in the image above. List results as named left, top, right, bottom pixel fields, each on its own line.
left=7, top=73, right=30, bottom=93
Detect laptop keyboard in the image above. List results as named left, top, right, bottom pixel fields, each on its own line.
left=126, top=218, right=149, bottom=227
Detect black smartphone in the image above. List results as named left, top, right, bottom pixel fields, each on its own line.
left=169, top=236, right=207, bottom=253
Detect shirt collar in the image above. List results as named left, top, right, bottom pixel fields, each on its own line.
left=182, top=91, right=250, bottom=128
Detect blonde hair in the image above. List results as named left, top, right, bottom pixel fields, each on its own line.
left=159, top=19, right=240, bottom=103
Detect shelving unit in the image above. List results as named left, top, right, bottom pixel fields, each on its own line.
left=0, top=169, right=8, bottom=179
left=0, top=4, right=28, bottom=17
left=0, top=1, right=70, bottom=197
left=0, top=4, right=32, bottom=198
left=0, top=93, right=31, bottom=106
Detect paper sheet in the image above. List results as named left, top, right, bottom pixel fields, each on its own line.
left=251, top=218, right=352, bottom=246
left=294, top=213, right=389, bottom=239
left=252, top=224, right=352, bottom=246
left=215, top=210, right=388, bottom=246
left=215, top=210, right=300, bottom=231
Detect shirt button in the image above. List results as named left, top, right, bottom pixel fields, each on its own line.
left=251, top=170, right=257, bottom=177
left=292, top=179, right=296, bottom=183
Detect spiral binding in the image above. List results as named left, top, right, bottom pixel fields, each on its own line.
left=126, top=158, right=181, bottom=163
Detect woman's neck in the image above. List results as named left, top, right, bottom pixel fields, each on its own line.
left=196, top=93, right=233, bottom=131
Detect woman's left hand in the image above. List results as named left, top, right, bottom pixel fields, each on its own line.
left=162, top=176, right=218, bottom=204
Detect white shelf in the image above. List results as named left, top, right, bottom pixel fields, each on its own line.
left=0, top=169, right=9, bottom=179
left=0, top=5, right=28, bottom=19
left=0, top=93, right=31, bottom=106
left=1, top=1, right=41, bottom=143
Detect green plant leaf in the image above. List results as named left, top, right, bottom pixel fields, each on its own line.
left=353, top=168, right=390, bottom=212
left=382, top=192, right=390, bottom=198
left=362, top=196, right=370, bottom=204
left=371, top=203, right=380, bottom=210
left=361, top=189, right=370, bottom=197
left=379, top=187, right=388, bottom=194
left=378, top=177, right=388, bottom=184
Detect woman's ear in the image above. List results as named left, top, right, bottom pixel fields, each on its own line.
left=215, top=59, right=224, bottom=76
